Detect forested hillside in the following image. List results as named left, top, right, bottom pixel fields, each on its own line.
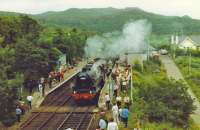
left=33, top=7, right=200, bottom=35
left=1, top=8, right=200, bottom=35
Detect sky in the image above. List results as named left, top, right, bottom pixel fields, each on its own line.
left=0, top=0, right=199, bottom=19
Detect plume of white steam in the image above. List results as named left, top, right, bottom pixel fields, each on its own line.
left=88, top=60, right=106, bottom=80
left=85, top=20, right=152, bottom=58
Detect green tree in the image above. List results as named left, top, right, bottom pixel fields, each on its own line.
left=15, top=38, right=49, bottom=81
left=0, top=47, right=23, bottom=126
left=19, top=15, right=42, bottom=41
left=0, top=16, right=21, bottom=47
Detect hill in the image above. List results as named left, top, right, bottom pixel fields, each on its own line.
left=32, top=7, right=200, bottom=34
left=1, top=7, right=200, bottom=34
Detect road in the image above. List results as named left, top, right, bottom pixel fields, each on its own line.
left=160, top=55, right=200, bottom=125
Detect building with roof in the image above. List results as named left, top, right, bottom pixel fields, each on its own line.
left=177, top=36, right=200, bottom=50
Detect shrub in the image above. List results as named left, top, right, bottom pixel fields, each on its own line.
left=133, top=59, right=142, bottom=72
left=1, top=113, right=16, bottom=127
left=138, top=78, right=195, bottom=127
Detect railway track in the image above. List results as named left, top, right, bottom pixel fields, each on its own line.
left=20, top=91, right=72, bottom=130
left=19, top=72, right=97, bottom=130
left=57, top=112, right=93, bottom=130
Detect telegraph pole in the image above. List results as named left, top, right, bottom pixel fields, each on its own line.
left=147, top=38, right=150, bottom=61
left=130, top=64, right=133, bottom=103
left=189, top=51, right=191, bottom=75
left=125, top=49, right=133, bottom=103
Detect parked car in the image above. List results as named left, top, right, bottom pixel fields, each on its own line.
left=159, top=49, right=168, bottom=55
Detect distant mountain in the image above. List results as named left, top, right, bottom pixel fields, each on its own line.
left=1, top=7, right=200, bottom=35
left=0, top=11, right=21, bottom=16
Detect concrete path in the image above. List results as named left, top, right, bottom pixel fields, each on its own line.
left=160, top=55, right=200, bottom=125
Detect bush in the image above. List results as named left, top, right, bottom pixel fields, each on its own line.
left=138, top=78, right=195, bottom=127
left=175, top=48, right=200, bottom=57
left=1, top=113, right=16, bottom=127
left=143, top=59, right=161, bottom=74
left=133, top=59, right=142, bottom=72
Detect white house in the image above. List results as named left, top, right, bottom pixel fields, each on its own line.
left=176, top=36, right=200, bottom=50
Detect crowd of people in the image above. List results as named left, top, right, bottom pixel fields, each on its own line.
left=96, top=63, right=136, bottom=130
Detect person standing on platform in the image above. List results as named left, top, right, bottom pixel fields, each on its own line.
left=112, top=103, right=119, bottom=124
left=40, top=77, right=46, bottom=96
left=107, top=117, right=118, bottom=130
left=27, top=95, right=33, bottom=109
left=116, top=96, right=122, bottom=108
left=122, top=77, right=127, bottom=92
left=15, top=106, right=22, bottom=122
left=119, top=107, right=122, bottom=122
left=40, top=77, right=45, bottom=86
left=116, top=75, right=121, bottom=90
left=124, top=94, right=131, bottom=109
left=27, top=80, right=34, bottom=94
left=48, top=74, right=53, bottom=88
left=121, top=106, right=129, bottom=128
left=99, top=118, right=107, bottom=130
left=38, top=83, right=42, bottom=96
left=113, top=81, right=119, bottom=97
left=60, top=71, right=64, bottom=81
left=105, top=93, right=110, bottom=110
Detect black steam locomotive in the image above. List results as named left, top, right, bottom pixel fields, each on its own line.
left=71, top=61, right=105, bottom=104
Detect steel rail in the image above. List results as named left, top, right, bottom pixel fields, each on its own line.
left=36, top=96, right=72, bottom=130
left=56, top=112, right=73, bottom=130
left=75, top=112, right=89, bottom=130
left=20, top=86, right=71, bottom=130
left=86, top=114, right=95, bottom=130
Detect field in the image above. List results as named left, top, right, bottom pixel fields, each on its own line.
left=175, top=56, right=200, bottom=102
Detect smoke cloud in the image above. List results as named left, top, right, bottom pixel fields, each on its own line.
left=84, top=20, right=152, bottom=58
left=88, top=59, right=106, bottom=80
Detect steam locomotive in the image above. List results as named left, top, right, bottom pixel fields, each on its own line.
left=71, top=61, right=105, bottom=104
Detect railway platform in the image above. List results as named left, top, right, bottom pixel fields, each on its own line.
left=32, top=61, right=86, bottom=109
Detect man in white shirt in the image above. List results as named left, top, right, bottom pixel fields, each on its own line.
left=105, top=93, right=110, bottom=110
left=27, top=95, right=33, bottom=109
left=112, top=103, right=119, bottom=124
left=107, top=117, right=118, bottom=130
